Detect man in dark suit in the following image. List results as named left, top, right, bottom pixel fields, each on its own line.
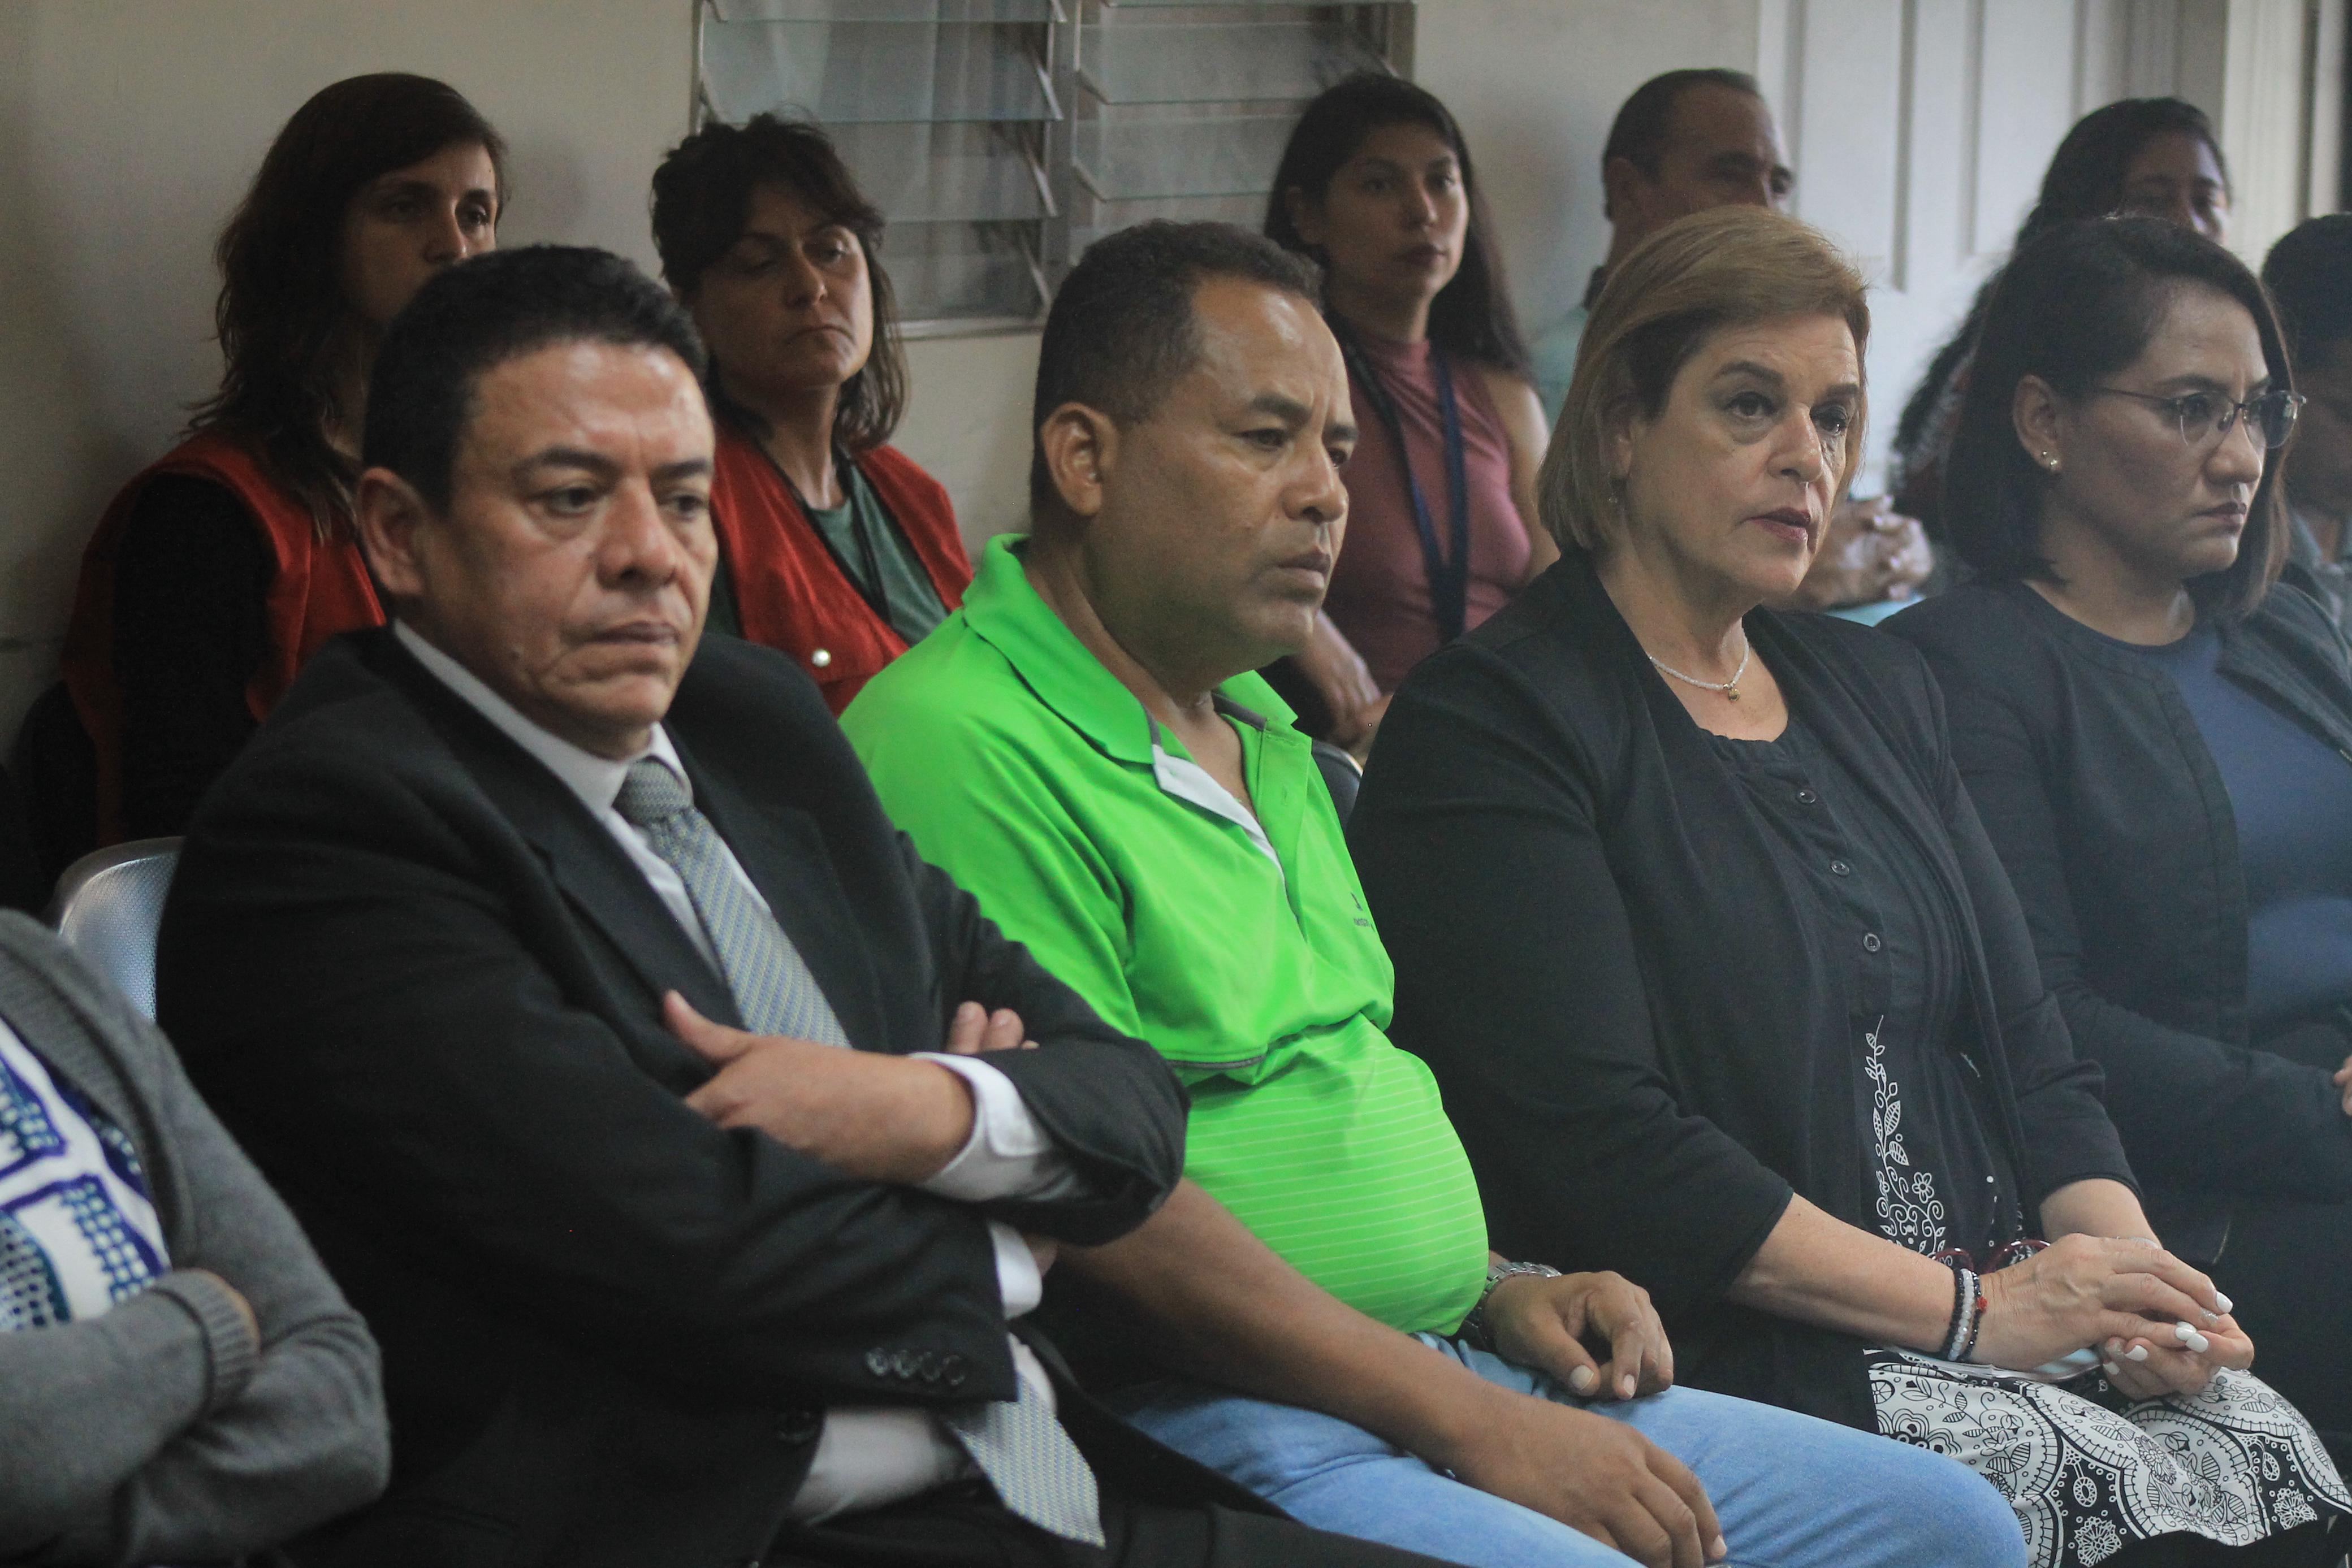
left=157, top=244, right=1452, bottom=1568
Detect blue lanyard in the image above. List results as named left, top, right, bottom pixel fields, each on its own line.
left=1331, top=317, right=1472, bottom=644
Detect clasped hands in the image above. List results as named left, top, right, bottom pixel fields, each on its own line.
left=1971, top=1233, right=2250, bottom=1401
left=663, top=992, right=1034, bottom=1185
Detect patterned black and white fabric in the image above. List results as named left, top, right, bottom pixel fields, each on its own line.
left=1869, top=1350, right=2350, bottom=1566
left=0, top=1019, right=167, bottom=1329
left=1710, top=719, right=2350, bottom=1562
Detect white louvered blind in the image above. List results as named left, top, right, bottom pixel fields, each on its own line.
left=694, top=0, right=1414, bottom=332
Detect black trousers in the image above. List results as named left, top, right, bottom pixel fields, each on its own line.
left=766, top=1482, right=1454, bottom=1567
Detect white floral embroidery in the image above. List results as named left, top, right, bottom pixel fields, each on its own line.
left=1865, top=1018, right=1948, bottom=1254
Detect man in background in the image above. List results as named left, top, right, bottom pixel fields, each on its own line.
left=1532, top=68, right=1931, bottom=616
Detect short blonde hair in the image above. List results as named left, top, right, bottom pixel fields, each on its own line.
left=1540, top=207, right=1871, bottom=553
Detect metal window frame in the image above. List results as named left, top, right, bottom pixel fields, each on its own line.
left=691, top=0, right=1416, bottom=337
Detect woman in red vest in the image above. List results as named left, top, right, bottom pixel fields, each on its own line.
left=651, top=115, right=970, bottom=715
left=64, top=73, right=504, bottom=842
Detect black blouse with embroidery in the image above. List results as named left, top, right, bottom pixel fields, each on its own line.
left=1709, top=717, right=2021, bottom=1262
left=1352, top=551, right=2135, bottom=1430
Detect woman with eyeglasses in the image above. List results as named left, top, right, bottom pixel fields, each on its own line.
left=1889, top=217, right=2352, bottom=1471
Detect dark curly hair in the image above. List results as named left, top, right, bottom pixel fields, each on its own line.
left=196, top=73, right=507, bottom=538
left=650, top=114, right=909, bottom=454
left=1264, top=73, right=1529, bottom=378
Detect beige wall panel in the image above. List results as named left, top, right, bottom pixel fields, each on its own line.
left=1782, top=0, right=1904, bottom=280
left=1973, top=0, right=2083, bottom=254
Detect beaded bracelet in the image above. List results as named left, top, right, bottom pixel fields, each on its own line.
left=1943, top=1264, right=1987, bottom=1362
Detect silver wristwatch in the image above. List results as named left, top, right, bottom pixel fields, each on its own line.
left=1459, top=1259, right=1562, bottom=1350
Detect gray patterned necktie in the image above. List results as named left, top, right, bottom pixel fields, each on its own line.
left=612, top=757, right=1105, bottom=1545
left=613, top=758, right=851, bottom=1047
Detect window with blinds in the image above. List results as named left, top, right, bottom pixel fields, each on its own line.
left=694, top=0, right=1413, bottom=332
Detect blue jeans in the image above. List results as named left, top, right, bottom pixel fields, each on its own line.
left=1116, top=1336, right=2025, bottom=1568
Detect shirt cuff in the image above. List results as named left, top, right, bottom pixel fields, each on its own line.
left=914, top=1053, right=1069, bottom=1203
left=987, top=1220, right=1043, bottom=1319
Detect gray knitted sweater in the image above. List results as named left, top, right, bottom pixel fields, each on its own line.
left=0, top=912, right=387, bottom=1564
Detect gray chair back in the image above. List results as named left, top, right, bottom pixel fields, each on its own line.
left=49, top=838, right=182, bottom=1020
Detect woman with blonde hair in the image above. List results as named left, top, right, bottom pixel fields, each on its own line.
left=1352, top=205, right=2347, bottom=1565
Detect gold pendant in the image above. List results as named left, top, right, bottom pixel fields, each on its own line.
left=1726, top=685, right=1741, bottom=701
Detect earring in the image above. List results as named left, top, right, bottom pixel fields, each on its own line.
left=2042, top=452, right=2061, bottom=473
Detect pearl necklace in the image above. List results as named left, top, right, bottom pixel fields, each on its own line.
left=1646, top=636, right=1752, bottom=701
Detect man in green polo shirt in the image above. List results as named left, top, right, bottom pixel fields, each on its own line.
left=844, top=222, right=2024, bottom=1568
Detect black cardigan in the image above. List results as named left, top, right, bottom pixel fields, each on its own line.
left=1888, top=579, right=2352, bottom=1261
left=1351, top=552, right=2135, bottom=1431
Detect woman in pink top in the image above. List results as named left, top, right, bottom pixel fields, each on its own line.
left=1266, top=75, right=1557, bottom=752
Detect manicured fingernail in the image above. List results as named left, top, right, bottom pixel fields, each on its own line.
left=2128, top=1345, right=2149, bottom=1362
left=1569, top=1366, right=1597, bottom=1393
left=1619, top=1374, right=1636, bottom=1399
left=2174, top=1321, right=2195, bottom=1342
left=2216, top=1291, right=2234, bottom=1313
left=2185, top=1331, right=2211, bottom=1354
left=1711, top=1536, right=1728, bottom=1561
left=2103, top=1361, right=2124, bottom=1376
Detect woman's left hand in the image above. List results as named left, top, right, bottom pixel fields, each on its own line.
left=1488, top=1270, right=1675, bottom=1402
left=2099, top=1311, right=2254, bottom=1401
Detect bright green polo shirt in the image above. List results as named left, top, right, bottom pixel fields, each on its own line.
left=845, top=535, right=1488, bottom=1334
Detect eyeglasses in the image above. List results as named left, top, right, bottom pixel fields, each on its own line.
left=2091, top=386, right=2305, bottom=449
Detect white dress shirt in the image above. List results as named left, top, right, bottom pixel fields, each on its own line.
left=395, top=622, right=1072, bottom=1519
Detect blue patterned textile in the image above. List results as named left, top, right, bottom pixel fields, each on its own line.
left=0, top=1019, right=167, bottom=1330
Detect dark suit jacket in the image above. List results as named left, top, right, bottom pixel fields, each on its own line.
left=157, top=627, right=1199, bottom=1568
